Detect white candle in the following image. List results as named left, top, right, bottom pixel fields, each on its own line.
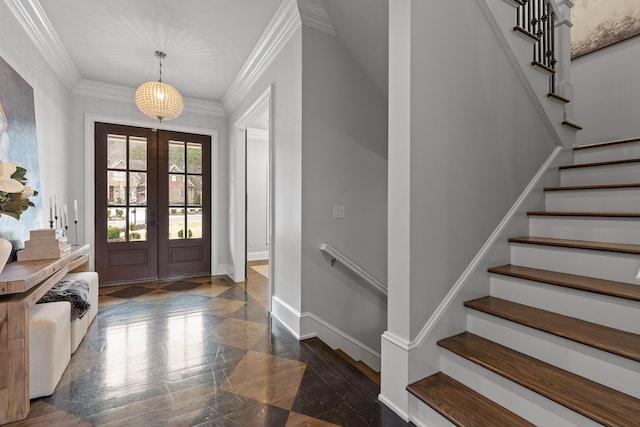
left=53, top=195, right=57, bottom=217
left=49, top=197, right=53, bottom=221
left=64, top=204, right=68, bottom=227
left=74, top=200, right=78, bottom=222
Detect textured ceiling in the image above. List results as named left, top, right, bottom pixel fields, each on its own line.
left=38, top=0, right=283, bottom=102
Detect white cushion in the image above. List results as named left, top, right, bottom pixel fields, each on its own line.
left=29, top=301, right=70, bottom=399
left=63, top=272, right=98, bottom=353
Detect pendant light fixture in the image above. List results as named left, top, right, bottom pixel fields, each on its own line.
left=135, top=51, right=184, bottom=122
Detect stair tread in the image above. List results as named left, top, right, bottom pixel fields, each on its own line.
left=407, top=372, right=534, bottom=427
left=527, top=211, right=640, bottom=218
left=560, top=157, right=640, bottom=170
left=488, top=264, right=640, bottom=302
left=508, top=236, right=640, bottom=254
left=562, top=120, right=583, bottom=131
left=439, top=332, right=640, bottom=427
left=465, top=296, right=640, bottom=361
left=547, top=93, right=570, bottom=104
left=574, top=137, right=640, bottom=151
left=544, top=182, right=640, bottom=191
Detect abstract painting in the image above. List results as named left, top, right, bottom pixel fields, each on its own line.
left=571, top=0, right=640, bottom=58
left=0, top=55, right=42, bottom=247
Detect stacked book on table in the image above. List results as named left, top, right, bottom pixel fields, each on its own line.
left=17, top=228, right=71, bottom=261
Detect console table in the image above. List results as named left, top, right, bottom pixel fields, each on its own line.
left=0, top=244, right=89, bottom=424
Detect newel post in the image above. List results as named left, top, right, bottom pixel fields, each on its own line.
left=554, top=0, right=575, bottom=121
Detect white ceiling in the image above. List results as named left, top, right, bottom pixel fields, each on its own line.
left=38, top=0, right=283, bottom=102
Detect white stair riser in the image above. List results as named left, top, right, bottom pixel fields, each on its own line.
left=574, top=142, right=640, bottom=165
left=529, top=216, right=640, bottom=245
left=510, top=243, right=640, bottom=284
left=441, top=350, right=602, bottom=427
left=490, top=275, right=640, bottom=333
left=561, top=163, right=640, bottom=186
left=467, top=311, right=640, bottom=398
left=545, top=188, right=640, bottom=212
left=408, top=395, right=455, bottom=427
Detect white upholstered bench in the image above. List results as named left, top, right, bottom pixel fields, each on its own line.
left=29, top=271, right=99, bottom=399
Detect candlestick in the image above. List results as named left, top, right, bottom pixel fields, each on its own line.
left=49, top=196, right=53, bottom=222
left=64, top=204, right=68, bottom=228
left=74, top=220, right=78, bottom=246
left=53, top=194, right=57, bottom=216
left=74, top=199, right=78, bottom=222
left=49, top=220, right=54, bottom=229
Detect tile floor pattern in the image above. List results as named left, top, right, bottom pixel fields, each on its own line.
left=10, top=266, right=408, bottom=426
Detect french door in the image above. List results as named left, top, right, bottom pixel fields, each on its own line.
left=95, top=123, right=211, bottom=283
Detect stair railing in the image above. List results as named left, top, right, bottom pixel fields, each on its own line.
left=515, top=0, right=558, bottom=94
left=320, top=243, right=387, bottom=296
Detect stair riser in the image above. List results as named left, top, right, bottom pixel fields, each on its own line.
left=545, top=188, right=640, bottom=212
left=408, top=395, right=456, bottom=427
left=529, top=217, right=640, bottom=245
left=490, top=275, right=640, bottom=333
left=467, top=311, right=640, bottom=398
left=440, top=350, right=602, bottom=427
left=510, top=243, right=640, bottom=284
left=574, top=142, right=640, bottom=165
left=560, top=163, right=640, bottom=186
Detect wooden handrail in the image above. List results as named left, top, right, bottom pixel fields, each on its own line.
left=320, top=243, right=387, bottom=296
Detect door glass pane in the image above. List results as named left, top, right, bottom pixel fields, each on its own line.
left=129, top=137, right=147, bottom=171
left=169, top=140, right=185, bottom=173
left=186, top=143, right=202, bottom=173
left=129, top=172, right=147, bottom=206
left=107, top=209, right=125, bottom=242
left=169, top=174, right=185, bottom=206
left=107, top=134, right=127, bottom=169
left=129, top=207, right=147, bottom=241
left=188, top=209, right=202, bottom=239
left=187, top=175, right=202, bottom=206
left=169, top=209, right=185, bottom=240
left=107, top=171, right=127, bottom=205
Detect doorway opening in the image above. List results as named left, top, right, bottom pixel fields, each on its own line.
left=233, top=88, right=272, bottom=310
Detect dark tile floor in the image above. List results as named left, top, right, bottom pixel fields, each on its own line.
left=10, top=264, right=409, bottom=426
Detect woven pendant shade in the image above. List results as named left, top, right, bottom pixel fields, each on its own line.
left=135, top=80, right=184, bottom=122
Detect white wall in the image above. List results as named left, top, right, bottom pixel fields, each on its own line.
left=246, top=129, right=269, bottom=260
left=68, top=92, right=228, bottom=270
left=228, top=28, right=303, bottom=317
left=301, top=27, right=388, bottom=353
left=0, top=2, right=71, bottom=244
left=572, top=36, right=640, bottom=145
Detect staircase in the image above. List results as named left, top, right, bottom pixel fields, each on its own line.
left=408, top=138, right=640, bottom=426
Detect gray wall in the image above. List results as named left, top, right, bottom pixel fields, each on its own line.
left=0, top=2, right=72, bottom=239
left=572, top=36, right=640, bottom=145
left=404, top=0, right=557, bottom=339
left=246, top=129, right=269, bottom=259
left=228, top=28, right=303, bottom=312
left=301, top=27, right=388, bottom=352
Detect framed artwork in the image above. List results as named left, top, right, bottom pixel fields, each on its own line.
left=0, top=55, right=42, bottom=247
left=571, top=0, right=640, bottom=58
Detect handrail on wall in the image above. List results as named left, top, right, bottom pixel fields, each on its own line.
left=320, top=243, right=387, bottom=296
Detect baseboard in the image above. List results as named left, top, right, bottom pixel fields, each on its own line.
left=301, top=312, right=381, bottom=371
left=271, top=295, right=381, bottom=371
left=379, top=394, right=410, bottom=422
left=271, top=295, right=302, bottom=338
left=214, top=264, right=232, bottom=276
left=247, top=251, right=269, bottom=261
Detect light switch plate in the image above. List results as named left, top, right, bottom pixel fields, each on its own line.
left=333, top=205, right=345, bottom=219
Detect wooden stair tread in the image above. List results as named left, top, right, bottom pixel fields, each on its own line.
left=439, top=332, right=640, bottom=427
left=488, top=264, right=640, bottom=302
left=407, top=372, right=534, bottom=427
left=560, top=157, right=640, bottom=170
left=527, top=211, right=640, bottom=218
left=465, top=296, right=640, bottom=361
left=508, top=236, right=640, bottom=254
left=562, top=120, right=583, bottom=131
left=547, top=92, right=570, bottom=104
left=544, top=182, right=640, bottom=191
left=574, top=137, right=640, bottom=151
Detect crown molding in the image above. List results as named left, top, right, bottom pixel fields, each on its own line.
left=299, top=0, right=335, bottom=35
left=74, top=79, right=225, bottom=117
left=5, top=0, right=81, bottom=91
left=221, top=0, right=301, bottom=114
